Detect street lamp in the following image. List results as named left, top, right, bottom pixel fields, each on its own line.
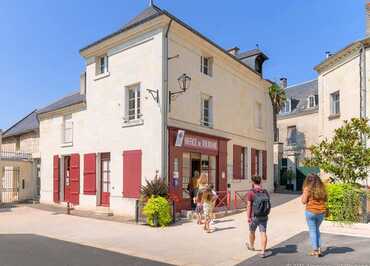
left=170, top=73, right=191, bottom=99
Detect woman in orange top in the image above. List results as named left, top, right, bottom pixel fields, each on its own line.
left=301, top=174, right=327, bottom=257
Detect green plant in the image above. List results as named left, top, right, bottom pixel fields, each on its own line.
left=326, top=183, right=360, bottom=223
left=143, top=196, right=172, bottom=227
left=269, top=83, right=287, bottom=142
left=140, top=177, right=168, bottom=200
left=304, top=118, right=370, bottom=184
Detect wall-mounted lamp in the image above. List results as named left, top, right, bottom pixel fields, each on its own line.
left=169, top=73, right=191, bottom=99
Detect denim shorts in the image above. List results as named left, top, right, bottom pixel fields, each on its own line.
left=249, top=217, right=268, bottom=232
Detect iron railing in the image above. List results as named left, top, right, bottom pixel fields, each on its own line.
left=0, top=150, right=32, bottom=161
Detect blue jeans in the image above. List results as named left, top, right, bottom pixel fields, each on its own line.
left=305, top=210, right=325, bottom=250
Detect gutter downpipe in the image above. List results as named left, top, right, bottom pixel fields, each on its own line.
left=359, top=42, right=369, bottom=192
left=162, top=19, right=173, bottom=184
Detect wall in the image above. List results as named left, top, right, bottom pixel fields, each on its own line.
left=1, top=131, right=39, bottom=157
left=278, top=111, right=319, bottom=164
left=167, top=23, right=274, bottom=193
left=39, top=28, right=165, bottom=216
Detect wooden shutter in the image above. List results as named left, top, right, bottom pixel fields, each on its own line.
left=251, top=148, right=256, bottom=177
left=53, top=155, right=60, bottom=203
left=262, top=150, right=267, bottom=180
left=83, top=153, right=96, bottom=195
left=233, top=145, right=241, bottom=179
left=70, top=154, right=80, bottom=205
left=123, top=150, right=142, bottom=198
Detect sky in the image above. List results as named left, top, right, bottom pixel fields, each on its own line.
left=0, top=0, right=365, bottom=130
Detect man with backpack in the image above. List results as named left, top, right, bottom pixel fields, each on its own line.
left=246, top=175, right=272, bottom=258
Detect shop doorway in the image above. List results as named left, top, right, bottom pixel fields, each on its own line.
left=191, top=154, right=201, bottom=179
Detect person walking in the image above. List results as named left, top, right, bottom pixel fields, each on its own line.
left=301, top=174, right=327, bottom=257
left=197, top=172, right=208, bottom=192
left=188, top=171, right=199, bottom=209
left=246, top=176, right=271, bottom=258
left=202, top=188, right=214, bottom=233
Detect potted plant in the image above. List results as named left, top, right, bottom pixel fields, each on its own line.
left=143, top=196, right=172, bottom=227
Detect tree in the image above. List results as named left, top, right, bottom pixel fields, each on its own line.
left=304, top=118, right=370, bottom=184
left=268, top=83, right=286, bottom=142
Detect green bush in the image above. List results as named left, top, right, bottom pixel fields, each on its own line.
left=326, top=183, right=360, bottom=223
left=143, top=196, right=172, bottom=227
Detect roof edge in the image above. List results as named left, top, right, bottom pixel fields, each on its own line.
left=2, top=110, right=38, bottom=138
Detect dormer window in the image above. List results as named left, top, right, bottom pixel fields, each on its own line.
left=96, top=54, right=108, bottom=75
left=307, top=95, right=317, bottom=108
left=281, top=99, right=291, bottom=114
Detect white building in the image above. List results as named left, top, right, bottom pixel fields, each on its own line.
left=38, top=4, right=274, bottom=216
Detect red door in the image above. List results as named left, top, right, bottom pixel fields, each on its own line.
left=70, top=154, right=80, bottom=205
left=64, top=156, right=71, bottom=202
left=53, top=155, right=60, bottom=203
left=101, top=153, right=111, bottom=207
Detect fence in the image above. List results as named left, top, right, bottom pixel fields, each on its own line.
left=233, top=190, right=249, bottom=210
left=0, top=150, right=32, bottom=161
left=214, top=191, right=231, bottom=210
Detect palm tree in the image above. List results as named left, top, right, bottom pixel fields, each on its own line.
left=269, top=83, right=287, bottom=142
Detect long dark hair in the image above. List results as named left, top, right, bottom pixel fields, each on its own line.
left=303, top=174, right=327, bottom=201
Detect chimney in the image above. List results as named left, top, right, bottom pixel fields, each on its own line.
left=367, top=2, right=370, bottom=37
left=80, top=72, right=86, bottom=95
left=228, top=47, right=240, bottom=56
left=279, top=77, right=287, bottom=89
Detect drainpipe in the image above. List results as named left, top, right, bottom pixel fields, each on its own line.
left=161, top=19, right=173, bottom=184
left=359, top=42, right=369, bottom=193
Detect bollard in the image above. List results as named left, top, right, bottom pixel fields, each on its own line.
left=135, top=200, right=139, bottom=224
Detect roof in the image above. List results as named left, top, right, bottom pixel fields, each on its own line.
left=38, top=92, right=86, bottom=115
left=278, top=79, right=319, bottom=118
left=237, top=48, right=268, bottom=60
left=2, top=110, right=39, bottom=138
left=314, top=37, right=370, bottom=73
left=79, top=4, right=271, bottom=81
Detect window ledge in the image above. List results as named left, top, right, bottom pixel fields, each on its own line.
left=60, top=142, right=73, bottom=148
left=122, top=118, right=144, bottom=128
left=328, top=113, right=340, bottom=120
left=200, top=121, right=213, bottom=129
left=94, top=72, right=110, bottom=81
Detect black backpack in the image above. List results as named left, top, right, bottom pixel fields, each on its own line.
left=252, top=189, right=271, bottom=218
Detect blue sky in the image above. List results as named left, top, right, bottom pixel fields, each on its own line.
left=0, top=0, right=365, bottom=129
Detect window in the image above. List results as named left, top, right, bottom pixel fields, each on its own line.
left=62, top=115, right=73, bottom=144
left=126, top=85, right=141, bottom=121
left=96, top=55, right=108, bottom=75
left=201, top=95, right=213, bottom=127
left=330, top=91, right=340, bottom=116
left=281, top=99, right=291, bottom=114
left=307, top=95, right=317, bottom=108
left=287, top=126, right=297, bottom=145
left=255, top=102, right=262, bottom=129
left=200, top=56, right=213, bottom=76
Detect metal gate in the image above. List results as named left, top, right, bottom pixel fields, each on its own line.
left=1, top=166, right=20, bottom=203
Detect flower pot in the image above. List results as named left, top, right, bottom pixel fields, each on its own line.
left=153, top=214, right=159, bottom=227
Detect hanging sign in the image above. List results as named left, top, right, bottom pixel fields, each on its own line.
left=183, top=135, right=218, bottom=151
left=175, top=130, right=185, bottom=147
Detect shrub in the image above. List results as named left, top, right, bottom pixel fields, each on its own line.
left=326, top=183, right=360, bottom=223
left=143, top=196, right=172, bottom=227
left=140, top=177, right=168, bottom=200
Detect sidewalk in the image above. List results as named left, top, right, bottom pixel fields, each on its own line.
left=0, top=193, right=304, bottom=266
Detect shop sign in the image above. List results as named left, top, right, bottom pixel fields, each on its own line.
left=175, top=130, right=185, bottom=147
left=183, top=135, right=218, bottom=151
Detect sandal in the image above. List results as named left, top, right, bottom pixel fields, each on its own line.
left=259, top=250, right=272, bottom=258
left=308, top=250, right=319, bottom=257
left=245, top=243, right=255, bottom=251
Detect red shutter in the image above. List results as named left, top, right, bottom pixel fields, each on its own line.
left=262, top=150, right=267, bottom=180
left=233, top=145, right=241, bottom=179
left=70, top=154, right=80, bottom=205
left=83, top=153, right=96, bottom=195
left=53, top=155, right=60, bottom=203
left=123, top=150, right=142, bottom=198
left=251, top=149, right=256, bottom=177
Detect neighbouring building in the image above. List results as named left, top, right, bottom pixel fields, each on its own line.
left=0, top=110, right=40, bottom=203
left=37, top=4, right=274, bottom=216
left=276, top=79, right=319, bottom=191
left=314, top=3, right=370, bottom=185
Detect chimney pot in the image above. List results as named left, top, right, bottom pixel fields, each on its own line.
left=228, top=47, right=240, bottom=56
left=280, top=78, right=287, bottom=89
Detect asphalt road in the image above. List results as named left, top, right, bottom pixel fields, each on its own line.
left=0, top=234, right=172, bottom=266
left=238, top=231, right=370, bottom=266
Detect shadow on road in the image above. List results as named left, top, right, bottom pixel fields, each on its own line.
left=322, top=246, right=354, bottom=256
left=269, top=244, right=298, bottom=257
left=213, top=226, right=237, bottom=232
